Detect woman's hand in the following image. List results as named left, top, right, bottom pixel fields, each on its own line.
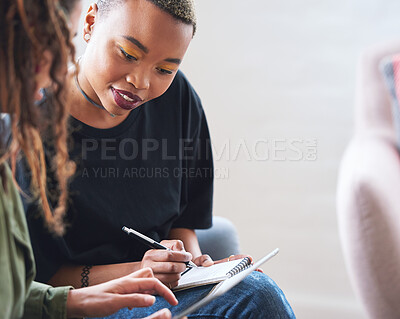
left=213, top=254, right=251, bottom=264
left=143, top=309, right=173, bottom=319
left=192, top=254, right=214, bottom=267
left=66, top=268, right=177, bottom=318
left=140, top=240, right=193, bottom=288
left=194, top=254, right=249, bottom=268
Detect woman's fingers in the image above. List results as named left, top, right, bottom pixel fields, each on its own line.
left=129, top=266, right=180, bottom=284
left=140, top=242, right=193, bottom=285
left=145, top=308, right=172, bottom=319
left=193, top=254, right=214, bottom=267
left=144, top=249, right=192, bottom=263
left=130, top=278, right=178, bottom=305
left=129, top=267, right=155, bottom=279
left=150, top=261, right=187, bottom=275
left=67, top=275, right=178, bottom=317
left=141, top=250, right=192, bottom=287
left=154, top=273, right=181, bottom=287
left=214, top=254, right=252, bottom=265
left=117, top=293, right=156, bottom=309
left=160, top=239, right=185, bottom=251
left=142, top=250, right=191, bottom=276
left=113, top=277, right=178, bottom=306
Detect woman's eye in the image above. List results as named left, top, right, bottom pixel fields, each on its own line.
left=119, top=47, right=137, bottom=61
left=157, top=68, right=173, bottom=75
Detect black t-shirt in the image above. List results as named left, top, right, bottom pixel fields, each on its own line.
left=21, top=71, right=214, bottom=283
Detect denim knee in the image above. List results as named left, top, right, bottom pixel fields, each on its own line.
left=209, top=272, right=295, bottom=319
left=250, top=272, right=295, bottom=318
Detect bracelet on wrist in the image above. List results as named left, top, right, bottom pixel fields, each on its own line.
left=80, top=265, right=93, bottom=288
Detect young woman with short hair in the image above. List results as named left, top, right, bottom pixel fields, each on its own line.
left=22, top=1, right=296, bottom=317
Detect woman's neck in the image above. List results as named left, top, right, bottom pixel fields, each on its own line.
left=68, top=71, right=130, bottom=129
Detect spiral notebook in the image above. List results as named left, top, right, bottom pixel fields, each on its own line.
left=172, top=248, right=280, bottom=319
left=173, top=256, right=253, bottom=291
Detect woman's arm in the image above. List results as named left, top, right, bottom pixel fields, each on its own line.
left=25, top=268, right=176, bottom=319
left=48, top=262, right=142, bottom=288
left=48, top=241, right=193, bottom=288
left=66, top=268, right=177, bottom=318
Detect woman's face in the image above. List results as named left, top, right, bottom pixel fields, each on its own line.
left=81, top=0, right=193, bottom=116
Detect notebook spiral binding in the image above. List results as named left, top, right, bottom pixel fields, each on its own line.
left=227, top=257, right=252, bottom=278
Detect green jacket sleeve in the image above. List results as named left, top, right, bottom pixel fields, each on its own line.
left=23, top=281, right=73, bottom=319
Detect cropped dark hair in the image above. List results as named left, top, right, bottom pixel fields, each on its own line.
left=97, top=0, right=197, bottom=35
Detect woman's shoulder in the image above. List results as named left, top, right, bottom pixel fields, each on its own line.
left=156, top=70, right=203, bottom=120
left=0, top=163, right=29, bottom=232
left=160, top=70, right=207, bottom=136
left=163, top=70, right=201, bottom=104
left=170, top=70, right=192, bottom=89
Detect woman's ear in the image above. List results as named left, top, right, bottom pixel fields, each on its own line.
left=34, top=50, right=53, bottom=101
left=83, top=3, right=99, bottom=42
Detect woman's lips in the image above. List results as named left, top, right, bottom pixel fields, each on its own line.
left=111, top=87, right=143, bottom=110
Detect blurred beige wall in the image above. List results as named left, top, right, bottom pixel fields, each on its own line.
left=74, top=1, right=400, bottom=317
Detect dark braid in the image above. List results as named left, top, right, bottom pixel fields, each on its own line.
left=0, top=0, right=78, bottom=235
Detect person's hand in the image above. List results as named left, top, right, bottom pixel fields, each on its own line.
left=145, top=308, right=172, bottom=319
left=193, top=254, right=255, bottom=268
left=192, top=254, right=214, bottom=267
left=144, top=309, right=187, bottom=319
left=214, top=254, right=251, bottom=264
left=66, top=268, right=178, bottom=318
left=140, top=240, right=193, bottom=288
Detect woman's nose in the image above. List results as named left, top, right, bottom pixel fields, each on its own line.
left=126, top=69, right=150, bottom=90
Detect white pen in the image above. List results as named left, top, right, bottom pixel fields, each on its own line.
left=122, top=226, right=198, bottom=268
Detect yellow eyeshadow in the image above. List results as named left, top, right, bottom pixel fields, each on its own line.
left=118, top=43, right=140, bottom=58
left=158, top=65, right=176, bottom=72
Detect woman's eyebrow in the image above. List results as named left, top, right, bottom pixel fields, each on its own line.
left=164, top=58, right=181, bottom=65
left=121, top=35, right=181, bottom=65
left=122, top=35, right=149, bottom=54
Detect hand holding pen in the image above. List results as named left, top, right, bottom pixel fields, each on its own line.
left=122, top=226, right=197, bottom=268
left=123, top=226, right=197, bottom=289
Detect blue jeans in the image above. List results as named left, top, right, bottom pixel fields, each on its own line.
left=98, top=272, right=296, bottom=318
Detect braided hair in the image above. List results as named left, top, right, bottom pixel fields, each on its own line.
left=0, top=0, right=78, bottom=235
left=97, top=0, right=197, bottom=35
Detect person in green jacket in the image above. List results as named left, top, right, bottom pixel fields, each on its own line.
left=0, top=1, right=178, bottom=318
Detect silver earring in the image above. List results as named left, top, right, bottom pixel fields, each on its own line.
left=84, top=34, right=91, bottom=41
